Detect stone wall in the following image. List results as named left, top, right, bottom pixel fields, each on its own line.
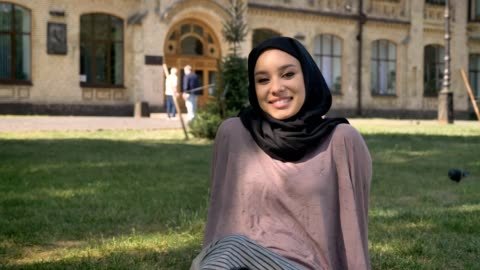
left=0, top=0, right=477, bottom=118
left=247, top=0, right=472, bottom=117
left=0, top=0, right=141, bottom=108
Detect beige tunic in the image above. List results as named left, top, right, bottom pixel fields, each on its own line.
left=203, top=117, right=372, bottom=270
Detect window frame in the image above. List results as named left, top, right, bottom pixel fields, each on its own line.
left=423, top=44, right=445, bottom=97
left=469, top=0, right=480, bottom=22
left=313, top=34, right=342, bottom=94
left=425, top=0, right=446, bottom=5
left=371, top=39, right=397, bottom=96
left=0, top=2, right=32, bottom=85
left=469, top=53, right=480, bottom=99
left=80, top=13, right=124, bottom=88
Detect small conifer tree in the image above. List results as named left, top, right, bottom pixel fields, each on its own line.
left=222, top=0, right=248, bottom=56
left=189, top=0, right=249, bottom=138
left=221, top=0, right=249, bottom=115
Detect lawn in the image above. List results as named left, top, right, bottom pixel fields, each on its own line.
left=0, top=120, right=479, bottom=269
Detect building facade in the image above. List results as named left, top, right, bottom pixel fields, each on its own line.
left=0, top=0, right=479, bottom=118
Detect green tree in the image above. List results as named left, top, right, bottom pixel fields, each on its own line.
left=221, top=56, right=248, bottom=116
left=222, top=0, right=248, bottom=56
left=221, top=0, right=249, bottom=115
left=189, top=0, right=249, bottom=138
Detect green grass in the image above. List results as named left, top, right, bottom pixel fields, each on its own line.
left=0, top=120, right=479, bottom=269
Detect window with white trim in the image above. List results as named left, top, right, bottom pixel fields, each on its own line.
left=80, top=13, right=124, bottom=86
left=371, top=40, right=396, bottom=95
left=313, top=34, right=342, bottom=94
left=0, top=2, right=31, bottom=83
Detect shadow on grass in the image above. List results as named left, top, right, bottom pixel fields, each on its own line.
left=0, top=138, right=211, bottom=266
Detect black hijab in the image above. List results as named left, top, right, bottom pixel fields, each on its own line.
left=239, top=36, right=349, bottom=162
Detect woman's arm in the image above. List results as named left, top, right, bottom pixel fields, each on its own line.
left=332, top=124, right=372, bottom=270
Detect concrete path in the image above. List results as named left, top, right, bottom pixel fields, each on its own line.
left=0, top=113, right=182, bottom=132
left=0, top=114, right=476, bottom=133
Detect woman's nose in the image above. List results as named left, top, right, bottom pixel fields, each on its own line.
left=271, top=78, right=285, bottom=95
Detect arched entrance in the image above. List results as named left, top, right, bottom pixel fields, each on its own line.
left=164, top=19, right=221, bottom=108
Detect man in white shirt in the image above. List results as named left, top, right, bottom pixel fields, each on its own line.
left=165, top=67, right=178, bottom=118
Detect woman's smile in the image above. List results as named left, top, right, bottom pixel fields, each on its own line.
left=269, top=96, right=293, bottom=109
left=254, top=49, right=306, bottom=120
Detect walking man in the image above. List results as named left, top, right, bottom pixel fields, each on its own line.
left=182, top=65, right=201, bottom=122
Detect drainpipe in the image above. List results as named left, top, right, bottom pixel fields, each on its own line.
left=356, top=0, right=366, bottom=116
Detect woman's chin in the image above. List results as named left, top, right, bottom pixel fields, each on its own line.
left=266, top=110, right=295, bottom=120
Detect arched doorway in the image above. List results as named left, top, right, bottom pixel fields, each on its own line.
left=164, top=19, right=221, bottom=108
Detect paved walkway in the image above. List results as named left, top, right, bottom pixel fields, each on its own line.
left=0, top=113, right=182, bottom=132
left=1, top=114, right=477, bottom=133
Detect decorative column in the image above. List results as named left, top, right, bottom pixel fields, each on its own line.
left=438, top=0, right=454, bottom=124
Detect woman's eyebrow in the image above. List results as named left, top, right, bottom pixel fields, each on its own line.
left=254, top=64, right=297, bottom=76
left=254, top=70, right=268, bottom=76
left=278, top=64, right=296, bottom=71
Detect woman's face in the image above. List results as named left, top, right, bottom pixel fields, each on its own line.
left=254, top=49, right=306, bottom=120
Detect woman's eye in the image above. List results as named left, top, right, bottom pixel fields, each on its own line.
left=283, top=72, right=295, bottom=78
left=256, top=78, right=269, bottom=84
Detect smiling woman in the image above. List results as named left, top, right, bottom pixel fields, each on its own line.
left=191, top=37, right=372, bottom=270
left=253, top=49, right=306, bottom=120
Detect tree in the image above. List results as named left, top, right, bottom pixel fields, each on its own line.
left=222, top=0, right=248, bottom=56
left=220, top=0, right=249, bottom=115
left=189, top=0, right=249, bottom=138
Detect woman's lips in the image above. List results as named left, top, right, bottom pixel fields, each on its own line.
left=269, top=97, right=293, bottom=109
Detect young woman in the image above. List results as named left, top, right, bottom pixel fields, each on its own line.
left=191, top=37, right=372, bottom=270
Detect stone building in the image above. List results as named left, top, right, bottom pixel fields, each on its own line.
left=0, top=0, right=479, bottom=118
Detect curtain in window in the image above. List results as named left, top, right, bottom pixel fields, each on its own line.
left=0, top=2, right=30, bottom=81
left=313, top=34, right=342, bottom=94
left=469, top=54, right=480, bottom=98
left=371, top=40, right=396, bottom=95
left=469, top=0, right=480, bottom=21
left=424, top=45, right=444, bottom=96
left=0, top=35, right=11, bottom=79
left=80, top=14, right=123, bottom=86
left=426, top=0, right=446, bottom=5
left=476, top=0, right=480, bottom=20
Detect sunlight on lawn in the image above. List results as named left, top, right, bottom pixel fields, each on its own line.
left=1, top=120, right=479, bottom=269
left=8, top=231, right=200, bottom=266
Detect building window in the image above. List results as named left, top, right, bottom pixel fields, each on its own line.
left=0, top=2, right=31, bottom=83
left=424, top=44, right=444, bottom=96
left=181, top=35, right=203, bottom=55
left=313, top=34, right=342, bottom=94
left=469, top=0, right=480, bottom=21
left=165, top=21, right=219, bottom=58
left=469, top=54, right=480, bottom=99
left=252, top=29, right=281, bottom=48
left=80, top=14, right=124, bottom=86
left=426, top=0, right=445, bottom=5
left=371, top=40, right=396, bottom=95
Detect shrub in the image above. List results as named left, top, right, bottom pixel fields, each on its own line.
left=188, top=101, right=223, bottom=140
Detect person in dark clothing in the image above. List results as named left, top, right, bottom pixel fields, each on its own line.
left=182, top=65, right=202, bottom=121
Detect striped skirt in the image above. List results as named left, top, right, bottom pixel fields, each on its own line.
left=190, top=235, right=305, bottom=270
